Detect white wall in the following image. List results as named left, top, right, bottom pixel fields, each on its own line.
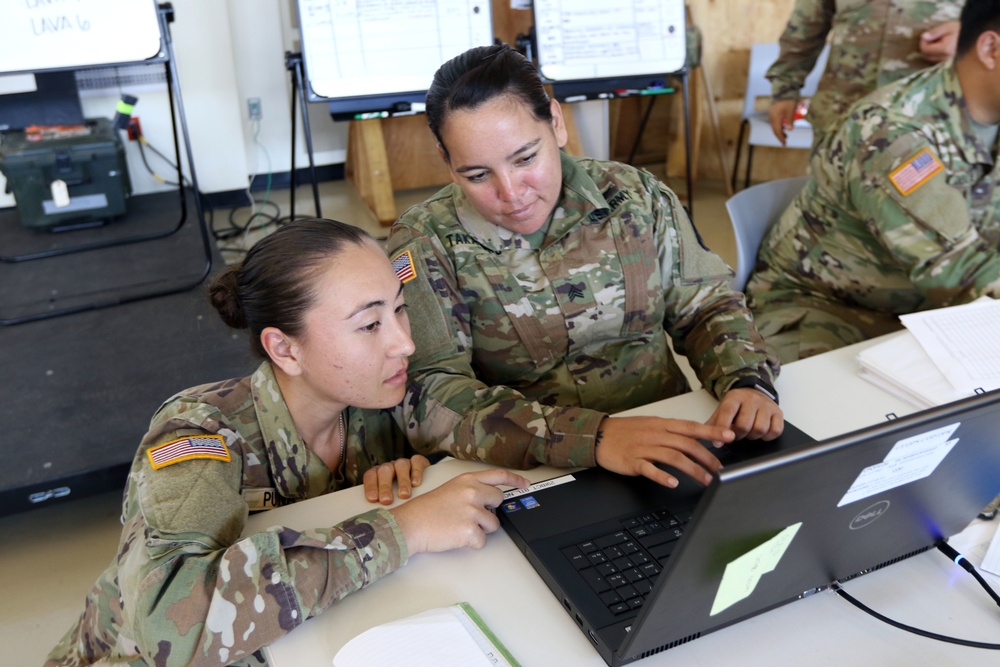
left=226, top=0, right=350, bottom=187
left=2, top=0, right=604, bottom=208
left=150, top=0, right=349, bottom=195
left=169, top=0, right=250, bottom=194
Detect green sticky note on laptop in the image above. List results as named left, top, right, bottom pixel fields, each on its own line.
left=711, top=522, right=802, bottom=616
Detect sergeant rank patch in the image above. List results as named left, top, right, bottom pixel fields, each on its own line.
left=391, top=249, right=417, bottom=283
left=147, top=435, right=231, bottom=470
left=889, top=149, right=943, bottom=196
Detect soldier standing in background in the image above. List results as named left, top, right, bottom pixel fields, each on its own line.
left=767, top=0, right=964, bottom=149
left=747, top=0, right=1000, bottom=364
left=387, top=44, right=783, bottom=493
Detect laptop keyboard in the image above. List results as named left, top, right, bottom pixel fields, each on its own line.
left=561, top=507, right=693, bottom=615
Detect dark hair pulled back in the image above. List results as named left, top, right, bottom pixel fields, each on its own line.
left=425, top=43, right=552, bottom=160
left=956, top=0, right=1000, bottom=56
left=208, top=218, right=373, bottom=359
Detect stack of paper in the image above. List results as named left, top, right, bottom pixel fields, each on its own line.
left=983, top=520, right=1000, bottom=580
left=857, top=298, right=1000, bottom=409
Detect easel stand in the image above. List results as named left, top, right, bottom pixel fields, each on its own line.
left=605, top=70, right=694, bottom=218
left=285, top=51, right=397, bottom=226
left=680, top=70, right=694, bottom=214
left=0, top=3, right=213, bottom=326
left=285, top=51, right=322, bottom=221
left=286, top=51, right=456, bottom=228
left=286, top=50, right=406, bottom=227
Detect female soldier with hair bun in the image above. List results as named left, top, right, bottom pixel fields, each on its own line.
left=47, top=217, right=528, bottom=667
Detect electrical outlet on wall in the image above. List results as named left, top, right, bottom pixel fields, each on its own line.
left=247, top=97, right=262, bottom=121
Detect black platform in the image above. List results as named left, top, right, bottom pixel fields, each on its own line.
left=0, top=191, right=256, bottom=515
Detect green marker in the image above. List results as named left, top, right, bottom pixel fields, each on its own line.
left=640, top=87, right=675, bottom=95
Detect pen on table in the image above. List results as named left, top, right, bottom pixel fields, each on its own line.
left=615, top=89, right=640, bottom=96
left=640, top=87, right=675, bottom=96
left=564, top=95, right=587, bottom=103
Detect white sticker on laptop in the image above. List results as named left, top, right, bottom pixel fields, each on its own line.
left=837, top=422, right=960, bottom=507
left=502, top=475, right=575, bottom=501
left=711, top=522, right=802, bottom=616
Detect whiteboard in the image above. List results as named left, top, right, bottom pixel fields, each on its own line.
left=0, top=0, right=163, bottom=75
left=534, top=0, right=686, bottom=82
left=297, top=0, right=494, bottom=101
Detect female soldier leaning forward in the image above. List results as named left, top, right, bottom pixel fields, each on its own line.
left=46, top=218, right=528, bottom=666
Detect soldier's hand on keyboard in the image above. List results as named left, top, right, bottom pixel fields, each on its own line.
left=708, top=388, right=784, bottom=441
left=390, top=468, right=530, bottom=553
left=594, top=416, right=731, bottom=488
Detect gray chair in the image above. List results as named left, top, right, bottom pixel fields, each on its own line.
left=731, top=43, right=829, bottom=191
left=725, top=175, right=809, bottom=291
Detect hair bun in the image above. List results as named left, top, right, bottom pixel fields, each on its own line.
left=208, top=267, right=247, bottom=330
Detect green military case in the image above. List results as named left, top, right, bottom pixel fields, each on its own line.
left=0, top=117, right=131, bottom=229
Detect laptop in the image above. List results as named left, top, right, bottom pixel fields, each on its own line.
left=498, top=390, right=1000, bottom=665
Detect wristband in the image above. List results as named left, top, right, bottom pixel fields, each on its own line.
left=729, top=377, right=779, bottom=404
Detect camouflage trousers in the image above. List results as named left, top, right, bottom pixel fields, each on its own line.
left=751, top=295, right=903, bottom=364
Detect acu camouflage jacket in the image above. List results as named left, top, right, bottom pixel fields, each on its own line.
left=387, top=153, right=776, bottom=471
left=46, top=361, right=410, bottom=667
left=767, top=0, right=964, bottom=141
left=750, top=62, right=1000, bottom=317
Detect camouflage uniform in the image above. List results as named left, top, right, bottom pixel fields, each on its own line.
left=386, top=153, right=777, bottom=470
left=46, top=361, right=410, bottom=667
left=748, top=62, right=1000, bottom=363
left=767, top=0, right=964, bottom=147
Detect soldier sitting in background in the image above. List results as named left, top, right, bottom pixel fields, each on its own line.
left=747, top=0, right=1000, bottom=364
left=386, top=44, right=783, bottom=493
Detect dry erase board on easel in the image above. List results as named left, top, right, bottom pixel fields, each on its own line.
left=295, top=0, right=494, bottom=104
left=533, top=0, right=686, bottom=82
left=0, top=0, right=163, bottom=75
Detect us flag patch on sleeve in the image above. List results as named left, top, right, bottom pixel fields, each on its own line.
left=147, top=435, right=231, bottom=470
left=889, top=149, right=943, bottom=196
left=391, top=249, right=417, bottom=283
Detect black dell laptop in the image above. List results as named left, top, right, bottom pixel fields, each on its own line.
left=498, top=391, right=1000, bottom=665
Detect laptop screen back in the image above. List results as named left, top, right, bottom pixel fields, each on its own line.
left=620, top=390, right=1000, bottom=661
left=500, top=390, right=1000, bottom=665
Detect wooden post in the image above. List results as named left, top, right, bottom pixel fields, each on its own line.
left=346, top=119, right=397, bottom=226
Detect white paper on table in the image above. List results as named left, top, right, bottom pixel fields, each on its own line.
left=333, top=603, right=519, bottom=667
left=856, top=332, right=966, bottom=409
left=899, top=299, right=1000, bottom=394
left=982, top=522, right=1000, bottom=580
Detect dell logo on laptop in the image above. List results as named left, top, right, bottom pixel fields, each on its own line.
left=850, top=500, right=890, bottom=530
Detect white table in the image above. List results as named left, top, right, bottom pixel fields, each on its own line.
left=245, top=335, right=1000, bottom=666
